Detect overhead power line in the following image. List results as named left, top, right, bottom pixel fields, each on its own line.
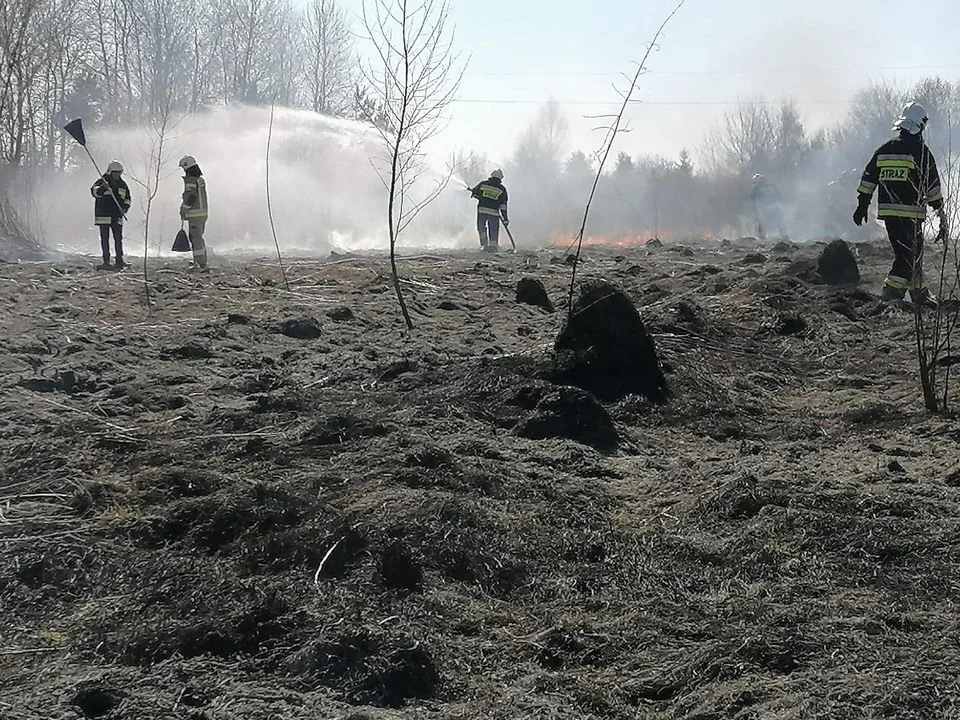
left=463, top=64, right=960, bottom=77
left=451, top=98, right=855, bottom=106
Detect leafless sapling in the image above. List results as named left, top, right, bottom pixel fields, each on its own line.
left=127, top=104, right=181, bottom=307
left=913, top=115, right=960, bottom=413
left=265, top=102, right=290, bottom=290
left=360, top=0, right=465, bottom=330
left=566, top=0, right=686, bottom=317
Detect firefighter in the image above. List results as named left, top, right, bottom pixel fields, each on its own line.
left=178, top=155, right=209, bottom=269
left=468, top=169, right=509, bottom=252
left=750, top=173, right=786, bottom=240
left=91, top=161, right=131, bottom=269
left=854, top=101, right=948, bottom=306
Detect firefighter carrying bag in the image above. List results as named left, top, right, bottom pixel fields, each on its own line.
left=172, top=228, right=191, bottom=252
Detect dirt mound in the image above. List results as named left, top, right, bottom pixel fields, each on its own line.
left=775, top=313, right=807, bottom=336
left=70, top=682, right=123, bottom=718
left=17, top=369, right=100, bottom=394
left=327, top=306, right=355, bottom=322
left=818, top=239, right=860, bottom=285
left=516, top=277, right=554, bottom=312
left=277, top=316, right=323, bottom=339
left=742, top=252, right=767, bottom=265
left=553, top=280, right=668, bottom=403
left=513, top=386, right=619, bottom=451
left=289, top=631, right=440, bottom=708
left=378, top=541, right=424, bottom=592
left=785, top=258, right=820, bottom=283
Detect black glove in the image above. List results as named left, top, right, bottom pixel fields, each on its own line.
left=853, top=200, right=869, bottom=226
left=502, top=218, right=510, bottom=227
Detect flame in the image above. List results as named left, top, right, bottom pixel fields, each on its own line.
left=550, top=229, right=718, bottom=247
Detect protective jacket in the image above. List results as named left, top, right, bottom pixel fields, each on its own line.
left=857, top=132, right=943, bottom=219
left=470, top=177, right=509, bottom=220
left=181, top=167, right=208, bottom=221
left=750, top=179, right=780, bottom=207
left=91, top=174, right=131, bottom=225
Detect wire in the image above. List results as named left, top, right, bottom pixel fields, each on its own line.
left=463, top=64, right=960, bottom=77
left=451, top=98, right=855, bottom=106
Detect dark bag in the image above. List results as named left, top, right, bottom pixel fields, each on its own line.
left=172, top=228, right=191, bottom=252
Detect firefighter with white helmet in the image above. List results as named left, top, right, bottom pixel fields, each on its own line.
left=468, top=169, right=509, bottom=252
left=749, top=173, right=786, bottom=240
left=90, top=160, right=131, bottom=270
left=178, top=154, right=209, bottom=269
left=854, top=101, right=947, bottom=307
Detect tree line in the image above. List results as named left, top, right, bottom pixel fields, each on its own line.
left=0, top=0, right=359, bottom=168
left=453, top=79, right=960, bottom=242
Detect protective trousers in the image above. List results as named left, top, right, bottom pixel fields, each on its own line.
left=756, top=204, right=786, bottom=240
left=99, top=222, right=123, bottom=264
left=477, top=214, right=500, bottom=248
left=883, top=217, right=924, bottom=295
left=189, top=219, right=208, bottom=268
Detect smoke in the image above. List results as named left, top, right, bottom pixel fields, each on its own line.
left=37, top=104, right=479, bottom=258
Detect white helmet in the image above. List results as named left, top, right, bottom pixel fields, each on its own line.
left=179, top=154, right=198, bottom=170
left=893, top=101, right=928, bottom=135
left=490, top=168, right=504, bottom=180
left=107, top=161, right=123, bottom=173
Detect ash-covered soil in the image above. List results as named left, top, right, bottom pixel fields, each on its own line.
left=2, top=238, right=960, bottom=720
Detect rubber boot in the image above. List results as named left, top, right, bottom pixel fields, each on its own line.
left=881, top=285, right=906, bottom=302
left=910, top=288, right=938, bottom=310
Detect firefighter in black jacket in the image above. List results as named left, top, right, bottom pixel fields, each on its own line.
left=854, top=101, right=948, bottom=306
left=91, top=161, right=131, bottom=269
left=468, top=169, right=509, bottom=252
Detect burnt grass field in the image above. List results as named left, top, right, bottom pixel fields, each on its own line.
left=2, top=238, right=960, bottom=719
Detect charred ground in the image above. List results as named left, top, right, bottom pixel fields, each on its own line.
left=2, top=239, right=960, bottom=719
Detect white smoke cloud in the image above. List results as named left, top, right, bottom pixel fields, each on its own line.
left=38, top=104, right=478, bottom=258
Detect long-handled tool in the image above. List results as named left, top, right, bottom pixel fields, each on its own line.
left=62, top=118, right=127, bottom=221
left=502, top=221, right=516, bottom=252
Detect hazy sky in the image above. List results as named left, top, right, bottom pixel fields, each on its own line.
left=340, top=0, right=960, bottom=168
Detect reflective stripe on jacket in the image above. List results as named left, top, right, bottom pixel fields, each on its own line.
left=91, top=175, right=130, bottom=224
left=181, top=176, right=208, bottom=220
left=471, top=178, right=508, bottom=219
left=857, top=134, right=943, bottom=220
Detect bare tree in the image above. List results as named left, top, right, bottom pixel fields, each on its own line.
left=914, top=114, right=960, bottom=413
left=360, top=0, right=464, bottom=330
left=125, top=99, right=183, bottom=306
left=216, top=0, right=294, bottom=104
left=303, top=0, right=353, bottom=115
left=701, top=99, right=775, bottom=176
left=511, top=98, right=568, bottom=178
left=566, top=0, right=686, bottom=315
left=448, top=148, right=487, bottom=185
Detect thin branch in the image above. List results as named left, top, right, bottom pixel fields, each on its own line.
left=565, top=1, right=686, bottom=318
left=265, top=103, right=290, bottom=291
